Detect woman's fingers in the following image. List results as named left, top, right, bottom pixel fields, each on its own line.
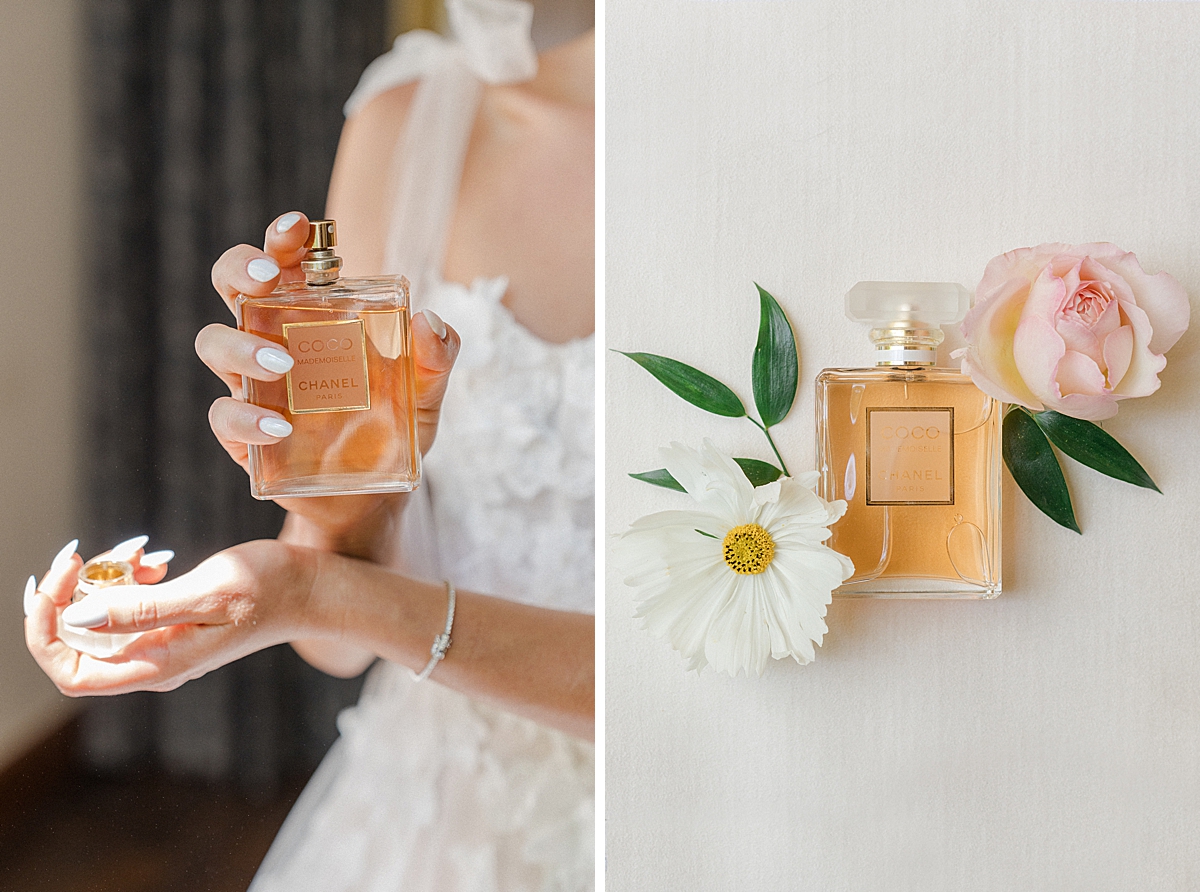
left=412, top=310, right=461, bottom=452
left=196, top=323, right=295, bottom=396
left=72, top=623, right=249, bottom=696
left=103, top=534, right=149, bottom=563
left=209, top=396, right=293, bottom=446
left=26, top=605, right=209, bottom=697
left=199, top=309, right=460, bottom=454
left=135, top=550, right=173, bottom=585
left=25, top=583, right=84, bottom=688
left=210, top=213, right=311, bottom=316
left=211, top=244, right=283, bottom=312
left=263, top=211, right=312, bottom=267
left=61, top=574, right=230, bottom=634
left=38, top=539, right=82, bottom=607
left=23, top=576, right=37, bottom=616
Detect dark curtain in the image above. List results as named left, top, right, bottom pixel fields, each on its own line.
left=81, top=0, right=388, bottom=786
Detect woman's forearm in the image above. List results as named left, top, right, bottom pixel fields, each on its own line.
left=305, top=549, right=595, bottom=741
left=279, top=504, right=401, bottom=677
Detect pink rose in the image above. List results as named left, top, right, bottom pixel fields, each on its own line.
left=956, top=243, right=1190, bottom=421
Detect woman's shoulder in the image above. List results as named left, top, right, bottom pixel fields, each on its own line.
left=325, top=81, right=419, bottom=276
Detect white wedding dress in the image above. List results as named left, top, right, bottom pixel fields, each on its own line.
left=247, top=2, right=595, bottom=889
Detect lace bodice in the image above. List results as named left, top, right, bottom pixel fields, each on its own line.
left=422, top=278, right=594, bottom=612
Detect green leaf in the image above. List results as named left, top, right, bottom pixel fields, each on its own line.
left=1003, top=406, right=1080, bottom=533
left=616, top=352, right=746, bottom=418
left=732, top=457, right=784, bottom=487
left=751, top=284, right=799, bottom=428
left=630, top=458, right=783, bottom=492
left=629, top=469, right=685, bottom=492
left=1030, top=411, right=1160, bottom=493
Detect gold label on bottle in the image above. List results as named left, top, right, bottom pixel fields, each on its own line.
left=282, top=319, right=371, bottom=414
left=865, top=407, right=954, bottom=505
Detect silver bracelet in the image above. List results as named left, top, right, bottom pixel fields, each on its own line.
left=409, top=580, right=455, bottom=682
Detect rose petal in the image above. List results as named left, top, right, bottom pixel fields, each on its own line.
left=1021, top=262, right=1070, bottom=321
left=1111, top=300, right=1167, bottom=398
left=958, top=274, right=1044, bottom=408
left=956, top=349, right=1043, bottom=409
left=1095, top=251, right=1191, bottom=354
left=1090, top=290, right=1122, bottom=341
left=1054, top=316, right=1103, bottom=367
left=1013, top=279, right=1068, bottom=408
left=1049, top=390, right=1119, bottom=421
left=1111, top=340, right=1166, bottom=399
left=1059, top=258, right=1084, bottom=306
left=971, top=245, right=1068, bottom=308
left=1055, top=349, right=1107, bottom=397
left=1101, top=325, right=1133, bottom=389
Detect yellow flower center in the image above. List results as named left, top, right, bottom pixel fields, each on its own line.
left=722, top=523, right=776, bottom=575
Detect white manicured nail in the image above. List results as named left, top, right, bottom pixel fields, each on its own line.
left=276, top=212, right=302, bottom=233
left=256, top=347, right=294, bottom=374
left=247, top=258, right=280, bottom=283
left=421, top=309, right=448, bottom=340
left=259, top=416, right=293, bottom=438
left=62, top=599, right=109, bottom=630
left=23, top=575, right=36, bottom=617
left=110, top=535, right=149, bottom=562
left=141, top=550, right=174, bottom=568
left=50, top=539, right=79, bottom=573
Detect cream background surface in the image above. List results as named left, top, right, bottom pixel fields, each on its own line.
left=606, top=2, right=1200, bottom=889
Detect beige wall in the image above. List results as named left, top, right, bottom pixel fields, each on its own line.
left=0, top=0, right=82, bottom=767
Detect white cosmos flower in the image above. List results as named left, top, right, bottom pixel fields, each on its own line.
left=616, top=439, right=854, bottom=677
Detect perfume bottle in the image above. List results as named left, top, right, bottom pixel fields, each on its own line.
left=59, top=558, right=143, bottom=658
left=237, top=220, right=420, bottom=499
left=815, top=282, right=1002, bottom=598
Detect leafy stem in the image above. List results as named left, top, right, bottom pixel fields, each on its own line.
left=621, top=283, right=799, bottom=489
left=747, top=416, right=790, bottom=478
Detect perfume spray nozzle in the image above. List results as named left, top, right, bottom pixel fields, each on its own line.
left=302, top=219, right=343, bottom=285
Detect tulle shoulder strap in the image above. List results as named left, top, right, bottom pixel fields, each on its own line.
left=343, top=0, right=537, bottom=296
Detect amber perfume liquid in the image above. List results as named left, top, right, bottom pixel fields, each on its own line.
left=816, top=367, right=1002, bottom=598
left=236, top=220, right=419, bottom=499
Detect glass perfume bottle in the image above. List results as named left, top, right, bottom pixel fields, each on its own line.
left=815, top=282, right=1002, bottom=598
left=237, top=220, right=420, bottom=499
left=59, top=558, right=143, bottom=658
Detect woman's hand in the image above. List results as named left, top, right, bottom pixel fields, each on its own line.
left=196, top=211, right=461, bottom=546
left=24, top=538, right=315, bottom=697
left=23, top=536, right=593, bottom=739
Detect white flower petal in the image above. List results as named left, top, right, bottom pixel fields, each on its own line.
left=791, top=470, right=820, bottom=490
left=639, top=561, right=738, bottom=672
left=621, top=508, right=726, bottom=537
left=613, top=443, right=854, bottom=677
left=659, top=440, right=754, bottom=525
left=756, top=477, right=838, bottom=532
left=751, top=479, right=782, bottom=507
left=705, top=575, right=765, bottom=677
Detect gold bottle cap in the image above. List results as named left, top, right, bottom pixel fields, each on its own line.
left=302, top=219, right=343, bottom=285
left=309, top=219, right=337, bottom=251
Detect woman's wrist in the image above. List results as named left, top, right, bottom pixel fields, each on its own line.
left=303, top=548, right=444, bottom=666
left=278, top=495, right=403, bottom=561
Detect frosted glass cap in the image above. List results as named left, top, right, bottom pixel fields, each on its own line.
left=845, top=281, right=970, bottom=328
